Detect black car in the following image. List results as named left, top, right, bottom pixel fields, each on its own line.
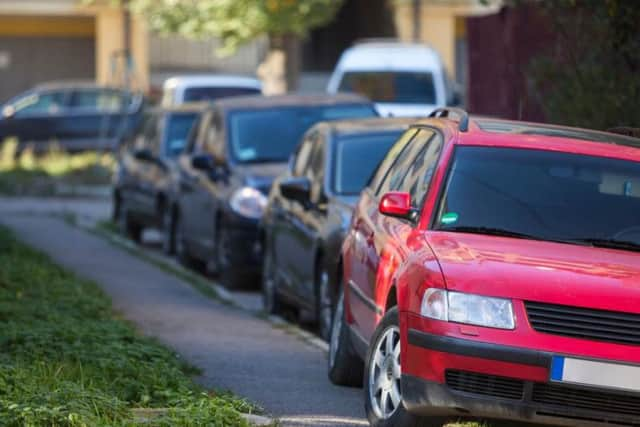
left=113, top=103, right=204, bottom=252
left=170, top=94, right=378, bottom=289
left=261, top=118, right=415, bottom=339
left=0, top=82, right=144, bottom=151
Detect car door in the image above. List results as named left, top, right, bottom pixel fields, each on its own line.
left=0, top=89, right=68, bottom=144
left=274, top=135, right=316, bottom=296
left=355, top=128, right=443, bottom=340
left=288, top=132, right=328, bottom=305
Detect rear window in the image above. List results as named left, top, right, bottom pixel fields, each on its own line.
left=435, top=147, right=640, bottom=249
left=183, top=87, right=260, bottom=102
left=338, top=71, right=436, bottom=105
left=332, top=131, right=402, bottom=195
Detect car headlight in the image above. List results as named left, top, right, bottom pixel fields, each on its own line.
left=229, top=187, right=267, bottom=220
left=421, top=289, right=515, bottom=330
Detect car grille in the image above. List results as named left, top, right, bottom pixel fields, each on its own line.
left=525, top=301, right=640, bottom=346
left=532, top=382, right=640, bottom=419
left=445, top=370, right=525, bottom=400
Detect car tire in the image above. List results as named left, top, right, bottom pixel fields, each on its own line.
left=175, top=213, right=199, bottom=269
left=216, top=223, right=246, bottom=289
left=117, top=203, right=142, bottom=243
left=161, top=204, right=176, bottom=255
left=262, top=246, right=282, bottom=315
left=328, top=288, right=363, bottom=387
left=316, top=262, right=334, bottom=342
left=364, top=307, right=444, bottom=427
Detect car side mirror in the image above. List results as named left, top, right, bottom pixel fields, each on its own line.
left=134, top=147, right=154, bottom=162
left=191, top=153, right=215, bottom=171
left=379, top=191, right=415, bottom=219
left=280, top=176, right=311, bottom=203
left=2, top=105, right=15, bottom=119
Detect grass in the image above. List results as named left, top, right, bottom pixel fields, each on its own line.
left=0, top=226, right=257, bottom=426
left=0, top=138, right=113, bottom=196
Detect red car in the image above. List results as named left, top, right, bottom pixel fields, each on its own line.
left=328, top=109, right=640, bottom=427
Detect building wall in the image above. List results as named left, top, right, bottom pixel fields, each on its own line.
left=466, top=5, right=553, bottom=121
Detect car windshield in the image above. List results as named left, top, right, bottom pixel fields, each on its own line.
left=333, top=131, right=402, bottom=195
left=435, top=147, right=640, bottom=250
left=338, top=71, right=437, bottom=105
left=183, top=86, right=260, bottom=102
left=164, top=112, right=199, bottom=157
left=228, top=104, right=377, bottom=163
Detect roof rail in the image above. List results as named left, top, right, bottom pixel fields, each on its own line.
left=429, top=107, right=470, bottom=132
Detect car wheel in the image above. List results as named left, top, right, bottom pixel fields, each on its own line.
left=216, top=223, right=246, bottom=289
left=175, top=213, right=198, bottom=269
left=117, top=202, right=142, bottom=243
left=364, top=307, right=443, bottom=427
left=262, top=246, right=282, bottom=315
left=328, top=288, right=363, bottom=387
left=161, top=205, right=176, bottom=255
left=316, top=263, right=334, bottom=342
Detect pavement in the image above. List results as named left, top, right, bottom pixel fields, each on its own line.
left=0, top=197, right=367, bottom=426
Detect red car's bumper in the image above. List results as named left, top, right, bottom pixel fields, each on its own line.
left=400, top=312, right=640, bottom=426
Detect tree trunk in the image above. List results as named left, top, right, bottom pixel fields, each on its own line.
left=257, top=34, right=301, bottom=95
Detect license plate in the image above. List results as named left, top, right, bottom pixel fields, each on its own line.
left=551, top=356, right=640, bottom=393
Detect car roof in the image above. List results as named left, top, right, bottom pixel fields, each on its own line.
left=415, top=114, right=640, bottom=160
left=318, top=117, right=417, bottom=137
left=212, top=93, right=373, bottom=112
left=163, top=75, right=262, bottom=89
left=337, top=41, right=442, bottom=71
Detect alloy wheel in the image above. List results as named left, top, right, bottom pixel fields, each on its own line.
left=162, top=207, right=174, bottom=254
left=368, top=326, right=402, bottom=420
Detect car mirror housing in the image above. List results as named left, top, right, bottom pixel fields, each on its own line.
left=379, top=191, right=414, bottom=219
left=191, top=153, right=215, bottom=171
left=280, top=176, right=311, bottom=203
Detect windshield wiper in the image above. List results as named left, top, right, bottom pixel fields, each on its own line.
left=442, top=226, right=542, bottom=240
left=567, top=238, right=640, bottom=253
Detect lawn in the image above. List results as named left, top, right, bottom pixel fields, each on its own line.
left=0, top=226, right=255, bottom=426
left=0, top=139, right=113, bottom=196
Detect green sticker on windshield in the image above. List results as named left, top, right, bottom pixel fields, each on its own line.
left=441, top=212, right=459, bottom=225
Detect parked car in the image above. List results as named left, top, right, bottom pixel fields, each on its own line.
left=171, top=94, right=378, bottom=289
left=329, top=108, right=640, bottom=427
left=327, top=40, right=459, bottom=117
left=161, top=75, right=262, bottom=107
left=0, top=82, right=144, bottom=151
left=113, top=103, right=204, bottom=253
left=261, top=117, right=416, bottom=340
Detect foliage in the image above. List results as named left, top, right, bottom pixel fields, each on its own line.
left=523, top=0, right=640, bottom=129
left=109, top=0, right=344, bottom=55
left=0, top=227, right=254, bottom=426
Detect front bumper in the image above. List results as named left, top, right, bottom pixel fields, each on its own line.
left=221, top=211, right=263, bottom=274
left=403, top=329, right=640, bottom=426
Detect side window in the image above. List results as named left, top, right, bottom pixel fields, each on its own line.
left=13, top=91, right=67, bottom=117
left=69, top=89, right=129, bottom=113
left=398, top=130, right=443, bottom=206
left=369, top=129, right=418, bottom=193
left=376, top=130, right=430, bottom=197
left=293, top=135, right=315, bottom=177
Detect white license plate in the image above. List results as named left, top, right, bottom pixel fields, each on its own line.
left=551, top=356, right=640, bottom=393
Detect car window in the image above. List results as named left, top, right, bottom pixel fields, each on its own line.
left=333, top=131, right=403, bottom=195
left=434, top=147, right=640, bottom=247
left=183, top=86, right=261, bottom=102
left=395, top=129, right=442, bottom=206
left=376, top=130, right=428, bottom=197
left=12, top=91, right=67, bottom=117
left=368, top=129, right=417, bottom=192
left=338, top=71, right=437, bottom=105
left=69, top=89, right=131, bottom=113
left=164, top=112, right=199, bottom=158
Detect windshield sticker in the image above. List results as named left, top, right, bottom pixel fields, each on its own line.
left=441, top=212, right=459, bottom=225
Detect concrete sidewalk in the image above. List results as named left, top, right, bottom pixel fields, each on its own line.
left=1, top=215, right=366, bottom=426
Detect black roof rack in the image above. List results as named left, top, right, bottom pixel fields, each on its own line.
left=429, top=107, right=469, bottom=132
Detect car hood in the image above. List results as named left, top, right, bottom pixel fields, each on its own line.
left=235, top=162, right=288, bottom=193
left=375, top=103, right=440, bottom=118
left=426, top=231, right=640, bottom=314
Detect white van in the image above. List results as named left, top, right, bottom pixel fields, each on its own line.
left=161, top=75, right=262, bottom=107
left=327, top=41, right=459, bottom=117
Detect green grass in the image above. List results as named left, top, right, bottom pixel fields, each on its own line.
left=0, top=226, right=256, bottom=426
left=0, top=139, right=113, bottom=196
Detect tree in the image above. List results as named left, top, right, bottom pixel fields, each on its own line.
left=127, top=0, right=345, bottom=94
